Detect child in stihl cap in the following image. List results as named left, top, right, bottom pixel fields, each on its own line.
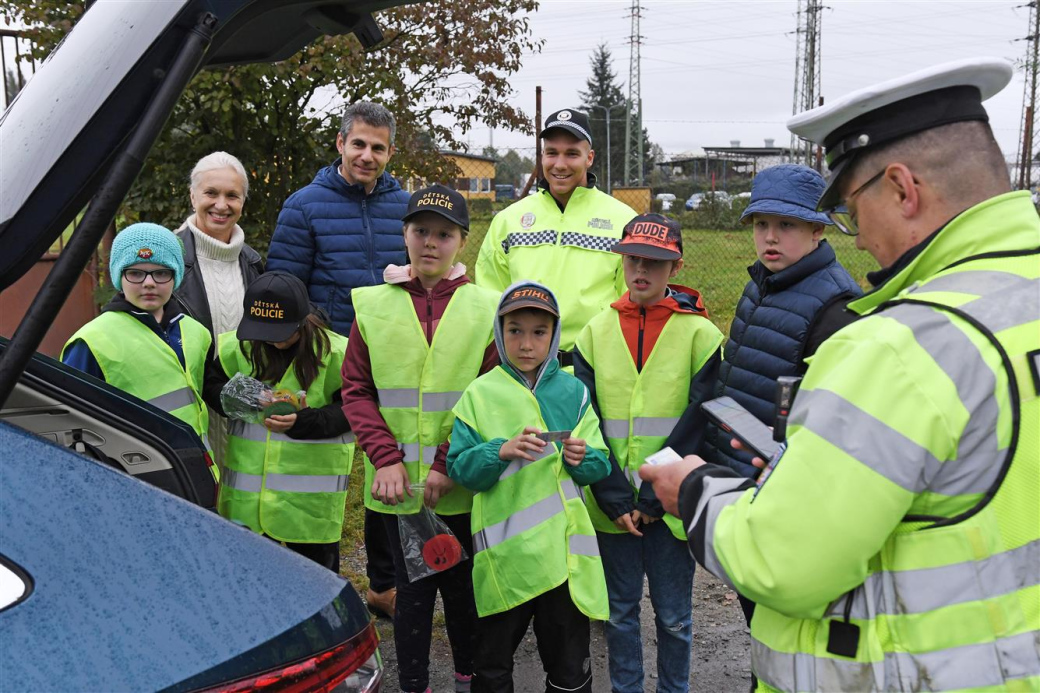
left=574, top=213, right=724, bottom=693
left=62, top=223, right=216, bottom=479
left=447, top=281, right=611, bottom=693
left=344, top=183, right=499, bottom=693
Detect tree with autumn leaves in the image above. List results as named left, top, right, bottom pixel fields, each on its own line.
left=3, top=1, right=541, bottom=250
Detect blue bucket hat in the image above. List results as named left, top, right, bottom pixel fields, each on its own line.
left=110, top=222, right=185, bottom=292
left=739, top=164, right=834, bottom=226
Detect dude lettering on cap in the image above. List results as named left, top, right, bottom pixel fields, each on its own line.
left=250, top=299, right=285, bottom=320
left=137, top=248, right=153, bottom=259
left=631, top=222, right=669, bottom=241
left=416, top=192, right=455, bottom=211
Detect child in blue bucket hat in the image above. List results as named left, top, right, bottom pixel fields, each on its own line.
left=62, top=223, right=217, bottom=480
left=703, top=164, right=862, bottom=631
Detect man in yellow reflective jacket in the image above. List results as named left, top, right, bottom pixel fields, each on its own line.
left=643, top=58, right=1040, bottom=692
left=476, top=108, right=637, bottom=361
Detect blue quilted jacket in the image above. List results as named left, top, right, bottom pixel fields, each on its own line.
left=705, top=240, right=862, bottom=476
left=266, top=162, right=409, bottom=335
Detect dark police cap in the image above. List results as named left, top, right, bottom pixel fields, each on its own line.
left=787, top=58, right=1013, bottom=209
left=402, top=183, right=469, bottom=230
left=539, top=108, right=593, bottom=145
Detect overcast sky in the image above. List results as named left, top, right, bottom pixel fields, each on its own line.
left=471, top=0, right=1032, bottom=165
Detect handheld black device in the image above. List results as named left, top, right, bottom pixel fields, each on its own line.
left=701, top=396, right=781, bottom=461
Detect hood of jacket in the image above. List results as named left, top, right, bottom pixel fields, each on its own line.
left=312, top=160, right=403, bottom=200
left=493, top=280, right=562, bottom=392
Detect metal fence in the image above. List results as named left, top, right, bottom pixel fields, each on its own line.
left=1, top=27, right=36, bottom=113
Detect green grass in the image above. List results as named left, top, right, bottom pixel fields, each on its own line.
left=339, top=221, right=880, bottom=571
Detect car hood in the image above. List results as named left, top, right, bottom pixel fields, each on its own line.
left=0, top=421, right=364, bottom=690
left=0, top=0, right=405, bottom=290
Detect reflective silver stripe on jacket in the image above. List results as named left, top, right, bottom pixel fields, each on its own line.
left=473, top=491, right=564, bottom=553
left=692, top=476, right=749, bottom=590
left=148, top=387, right=197, bottom=413
left=602, top=419, right=629, bottom=439
left=562, top=479, right=582, bottom=501
left=221, top=468, right=262, bottom=493
left=378, top=388, right=420, bottom=408
left=626, top=467, right=643, bottom=491
left=917, top=270, right=1039, bottom=333
left=422, top=391, right=465, bottom=412
left=399, top=442, right=438, bottom=466
left=826, top=537, right=1040, bottom=620
left=632, top=416, right=679, bottom=437
left=499, top=444, right=554, bottom=480
left=752, top=629, right=1040, bottom=692
left=220, top=468, right=349, bottom=494
left=886, top=303, right=1004, bottom=496
left=228, top=420, right=355, bottom=445
left=568, top=534, right=600, bottom=557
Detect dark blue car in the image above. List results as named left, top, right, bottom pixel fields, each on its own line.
left=0, top=1, right=417, bottom=689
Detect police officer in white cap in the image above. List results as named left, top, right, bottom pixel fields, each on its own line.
left=641, top=58, right=1040, bottom=691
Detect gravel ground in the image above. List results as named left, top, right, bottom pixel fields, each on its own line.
left=367, top=568, right=752, bottom=692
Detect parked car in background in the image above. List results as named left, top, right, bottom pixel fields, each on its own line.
left=655, top=192, right=677, bottom=211
left=685, top=190, right=731, bottom=211
left=0, top=1, right=416, bottom=689
left=495, top=183, right=516, bottom=201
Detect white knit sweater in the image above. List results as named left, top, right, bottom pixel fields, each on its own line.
left=185, top=217, right=246, bottom=337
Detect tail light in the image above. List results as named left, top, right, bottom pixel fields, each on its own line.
left=203, top=621, right=382, bottom=693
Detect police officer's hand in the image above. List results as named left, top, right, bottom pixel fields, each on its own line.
left=264, top=413, right=296, bottom=433
left=614, top=510, right=644, bottom=537
left=637, top=455, right=707, bottom=517
left=372, top=462, right=413, bottom=505
left=562, top=437, right=586, bottom=467
left=499, top=426, right=546, bottom=462
left=730, top=438, right=767, bottom=470
left=424, top=470, right=454, bottom=510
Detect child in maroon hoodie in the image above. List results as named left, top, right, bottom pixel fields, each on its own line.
left=342, top=184, right=498, bottom=693
left=574, top=213, right=723, bottom=693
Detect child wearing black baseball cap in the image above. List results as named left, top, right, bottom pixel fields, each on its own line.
left=212, top=271, right=354, bottom=572
left=573, top=213, right=724, bottom=693
left=446, top=281, right=613, bottom=693
left=343, top=184, right=500, bottom=693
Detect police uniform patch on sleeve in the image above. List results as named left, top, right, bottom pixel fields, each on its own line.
left=521, top=212, right=536, bottom=229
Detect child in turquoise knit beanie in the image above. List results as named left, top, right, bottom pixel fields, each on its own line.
left=61, top=223, right=217, bottom=480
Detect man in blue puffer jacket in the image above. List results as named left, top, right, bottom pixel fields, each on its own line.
left=267, top=101, right=409, bottom=336
left=704, top=164, right=862, bottom=477
left=267, top=101, right=408, bottom=618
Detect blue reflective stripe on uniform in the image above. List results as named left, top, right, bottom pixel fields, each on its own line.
left=827, top=537, right=1040, bottom=620
left=603, top=419, right=629, bottom=439
left=884, top=304, right=1004, bottom=496
left=472, top=492, right=565, bottom=553
left=378, top=388, right=420, bottom=408
left=632, top=416, right=679, bottom=437
left=265, top=473, right=350, bottom=493
left=422, top=391, right=464, bottom=412
left=752, top=629, right=1040, bottom=692
left=222, top=468, right=263, bottom=493
left=568, top=534, right=600, bottom=557
left=148, top=387, right=196, bottom=412
left=228, top=420, right=354, bottom=446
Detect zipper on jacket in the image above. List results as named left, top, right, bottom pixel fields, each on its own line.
left=362, top=198, right=375, bottom=284
left=637, top=307, right=646, bottom=372
left=425, top=289, right=434, bottom=344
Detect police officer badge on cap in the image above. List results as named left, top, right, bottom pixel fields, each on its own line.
left=787, top=57, right=1013, bottom=209
left=539, top=107, right=593, bottom=145
left=558, top=110, right=572, bottom=121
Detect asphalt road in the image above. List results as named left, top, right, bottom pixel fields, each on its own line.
left=373, top=569, right=753, bottom=692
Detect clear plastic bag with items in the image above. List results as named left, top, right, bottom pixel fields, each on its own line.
left=398, top=489, right=468, bottom=582
left=220, top=373, right=304, bottom=424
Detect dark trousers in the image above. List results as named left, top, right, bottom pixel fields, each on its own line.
left=285, top=540, right=340, bottom=573
left=366, top=507, right=396, bottom=592
left=383, top=512, right=477, bottom=693
left=472, top=582, right=593, bottom=693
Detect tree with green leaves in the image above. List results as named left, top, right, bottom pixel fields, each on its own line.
left=579, top=43, right=656, bottom=190
left=4, top=0, right=542, bottom=250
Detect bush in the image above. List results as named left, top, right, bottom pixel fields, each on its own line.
left=468, top=198, right=494, bottom=218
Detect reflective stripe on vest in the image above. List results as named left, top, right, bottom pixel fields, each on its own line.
left=148, top=387, right=198, bottom=414
left=354, top=283, right=497, bottom=515
left=601, top=416, right=680, bottom=439
left=473, top=491, right=564, bottom=553
left=222, top=468, right=350, bottom=494
left=752, top=630, right=1040, bottom=692
left=228, top=420, right=355, bottom=446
